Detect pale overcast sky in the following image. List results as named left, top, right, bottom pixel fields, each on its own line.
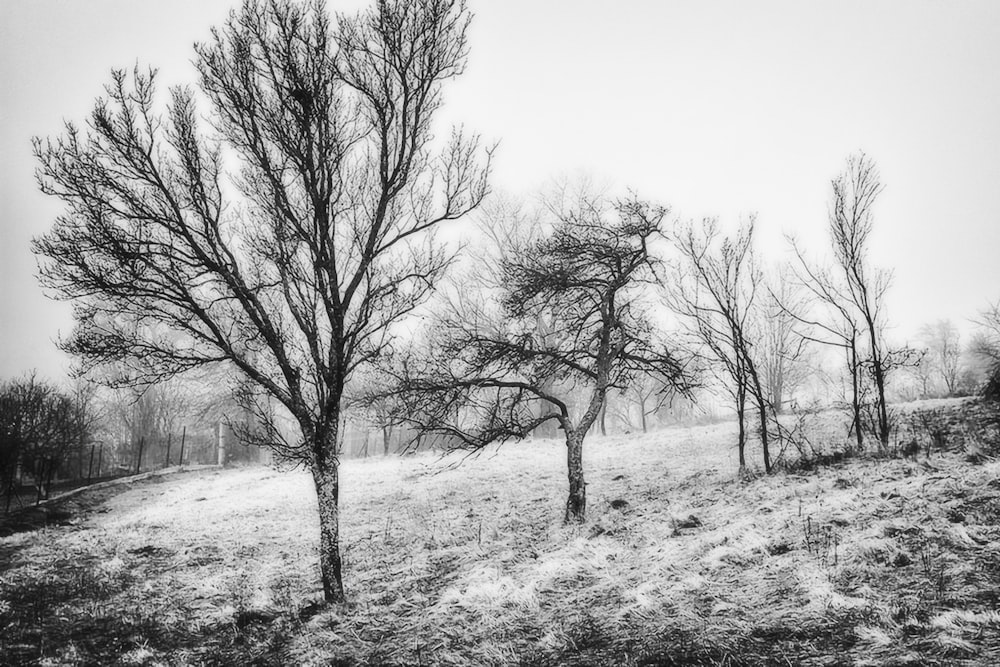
left=2, top=1, right=999, bottom=381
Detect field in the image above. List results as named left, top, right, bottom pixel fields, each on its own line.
left=3, top=399, right=1000, bottom=666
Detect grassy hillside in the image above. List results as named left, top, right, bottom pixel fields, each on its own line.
left=2, top=400, right=1000, bottom=665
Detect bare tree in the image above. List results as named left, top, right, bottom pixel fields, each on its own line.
left=918, top=319, right=962, bottom=396
left=615, top=373, right=684, bottom=433
left=392, top=196, right=686, bottom=522
left=760, top=269, right=811, bottom=415
left=0, top=375, right=92, bottom=507
left=667, top=217, right=773, bottom=472
left=973, top=301, right=1000, bottom=400
left=32, top=0, right=489, bottom=603
left=828, top=153, right=893, bottom=448
left=783, top=239, right=867, bottom=450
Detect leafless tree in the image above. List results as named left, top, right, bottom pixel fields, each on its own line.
left=666, top=217, right=773, bottom=472
left=32, top=0, right=489, bottom=603
left=615, top=373, right=684, bottom=433
left=918, top=320, right=962, bottom=397
left=0, top=374, right=93, bottom=508
left=760, top=268, right=812, bottom=415
left=828, top=153, right=893, bottom=448
left=973, top=301, right=1000, bottom=399
left=783, top=238, right=867, bottom=450
left=391, top=196, right=686, bottom=522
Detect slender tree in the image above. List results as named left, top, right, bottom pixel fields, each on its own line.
left=32, top=0, right=489, bottom=602
left=918, top=319, right=962, bottom=396
left=828, top=153, right=893, bottom=448
left=782, top=240, right=867, bottom=451
left=759, top=269, right=811, bottom=415
left=392, top=196, right=686, bottom=522
left=615, top=374, right=684, bottom=433
left=667, top=217, right=772, bottom=473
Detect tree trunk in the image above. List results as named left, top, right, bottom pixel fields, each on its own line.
left=311, top=430, right=346, bottom=603
left=736, top=382, right=747, bottom=471
left=564, top=429, right=586, bottom=523
left=599, top=399, right=607, bottom=436
left=757, top=396, right=772, bottom=474
left=746, top=366, right=773, bottom=474
left=135, top=437, right=145, bottom=475
left=382, top=425, right=391, bottom=456
left=849, top=341, right=864, bottom=451
left=772, top=374, right=784, bottom=416
left=872, top=361, right=890, bottom=449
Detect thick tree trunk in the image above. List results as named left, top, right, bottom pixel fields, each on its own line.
left=772, top=375, right=784, bottom=416
left=599, top=400, right=607, bottom=436
left=564, top=429, right=586, bottom=523
left=382, top=425, right=391, bottom=456
left=135, top=436, right=145, bottom=475
left=311, top=452, right=346, bottom=603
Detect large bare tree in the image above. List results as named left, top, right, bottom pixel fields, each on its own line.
left=32, top=0, right=489, bottom=602
left=392, top=196, right=686, bottom=522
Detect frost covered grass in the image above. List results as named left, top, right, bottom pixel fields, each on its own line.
left=3, top=399, right=1000, bottom=665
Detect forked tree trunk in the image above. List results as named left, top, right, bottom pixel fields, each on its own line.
left=311, top=445, right=345, bottom=603
left=565, top=429, right=586, bottom=523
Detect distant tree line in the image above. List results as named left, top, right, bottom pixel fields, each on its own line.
left=0, top=375, right=95, bottom=509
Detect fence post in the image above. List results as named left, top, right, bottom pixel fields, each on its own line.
left=165, top=432, right=172, bottom=468
left=135, top=437, right=145, bottom=475
left=179, top=426, right=187, bottom=467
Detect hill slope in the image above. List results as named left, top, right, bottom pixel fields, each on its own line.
left=2, top=401, right=1000, bottom=665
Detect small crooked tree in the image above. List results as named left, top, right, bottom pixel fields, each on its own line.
left=393, top=196, right=687, bottom=522
left=32, top=0, right=490, bottom=603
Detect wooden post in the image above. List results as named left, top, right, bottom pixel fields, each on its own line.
left=135, top=436, right=145, bottom=475
left=164, top=432, right=172, bottom=468
left=97, top=444, right=103, bottom=479
left=87, top=444, right=95, bottom=483
left=179, top=426, right=187, bottom=467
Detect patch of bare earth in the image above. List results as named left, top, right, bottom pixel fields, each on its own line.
left=2, top=399, right=1000, bottom=665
